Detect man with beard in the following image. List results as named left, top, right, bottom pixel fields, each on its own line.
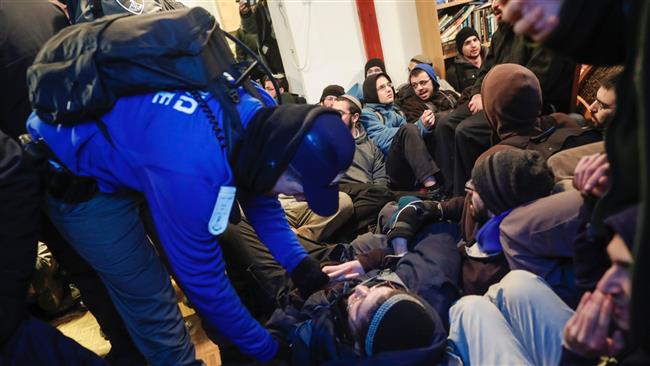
left=445, top=27, right=488, bottom=94
left=399, top=64, right=458, bottom=126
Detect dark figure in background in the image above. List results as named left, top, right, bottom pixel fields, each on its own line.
left=239, top=0, right=285, bottom=74
left=0, top=130, right=105, bottom=365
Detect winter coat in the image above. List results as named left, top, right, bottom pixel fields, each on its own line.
left=445, top=46, right=488, bottom=93
left=399, top=63, right=458, bottom=125
left=360, top=103, right=430, bottom=156
left=470, top=23, right=576, bottom=113
left=341, top=124, right=388, bottom=186
left=267, top=222, right=461, bottom=365
left=0, top=0, right=68, bottom=140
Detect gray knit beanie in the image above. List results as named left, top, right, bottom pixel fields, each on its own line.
left=471, top=149, right=554, bottom=214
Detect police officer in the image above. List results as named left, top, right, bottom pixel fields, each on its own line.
left=27, top=87, right=355, bottom=364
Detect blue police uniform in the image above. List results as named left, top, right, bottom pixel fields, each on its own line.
left=28, top=87, right=309, bottom=363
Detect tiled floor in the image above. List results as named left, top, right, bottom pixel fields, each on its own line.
left=55, top=302, right=222, bottom=365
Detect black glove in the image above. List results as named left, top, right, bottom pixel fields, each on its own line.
left=270, top=334, right=291, bottom=364
left=387, top=201, right=443, bottom=247
left=290, top=256, right=328, bottom=298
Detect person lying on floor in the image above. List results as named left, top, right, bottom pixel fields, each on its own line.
left=218, top=215, right=462, bottom=365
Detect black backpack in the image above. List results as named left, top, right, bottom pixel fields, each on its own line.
left=27, top=5, right=274, bottom=156
left=499, top=126, right=603, bottom=161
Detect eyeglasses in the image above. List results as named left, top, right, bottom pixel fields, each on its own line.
left=594, top=98, right=615, bottom=111
left=377, top=82, right=393, bottom=92
left=410, top=79, right=431, bottom=90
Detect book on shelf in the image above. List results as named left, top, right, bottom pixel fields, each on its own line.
left=438, top=1, right=497, bottom=51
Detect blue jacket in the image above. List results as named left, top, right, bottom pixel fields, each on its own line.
left=26, top=87, right=307, bottom=361
left=347, top=82, right=364, bottom=102
left=359, top=103, right=430, bottom=155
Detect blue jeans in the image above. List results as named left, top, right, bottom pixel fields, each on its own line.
left=447, top=270, right=574, bottom=365
left=45, top=193, right=199, bottom=366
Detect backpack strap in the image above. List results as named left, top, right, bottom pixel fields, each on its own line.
left=366, top=106, right=385, bottom=126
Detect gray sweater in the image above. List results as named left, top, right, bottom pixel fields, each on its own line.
left=341, top=124, right=388, bottom=186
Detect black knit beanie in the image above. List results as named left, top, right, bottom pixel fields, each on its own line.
left=364, top=293, right=437, bottom=356
left=471, top=149, right=554, bottom=215
left=455, top=27, right=480, bottom=53
left=364, top=58, right=386, bottom=77
left=363, top=73, right=392, bottom=104
left=320, top=84, right=345, bottom=102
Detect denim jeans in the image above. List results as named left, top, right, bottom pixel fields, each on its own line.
left=447, top=270, right=574, bottom=365
left=45, top=192, right=199, bottom=366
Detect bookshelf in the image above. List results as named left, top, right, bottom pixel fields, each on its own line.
left=415, top=0, right=495, bottom=79
left=436, top=0, right=473, bottom=11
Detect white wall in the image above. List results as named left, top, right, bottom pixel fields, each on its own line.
left=267, top=1, right=365, bottom=102
left=181, top=0, right=220, bottom=18
left=268, top=0, right=423, bottom=103
left=374, top=1, right=423, bottom=87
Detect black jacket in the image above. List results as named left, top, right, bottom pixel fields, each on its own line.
left=0, top=0, right=69, bottom=139
left=266, top=222, right=461, bottom=365
left=445, top=46, right=488, bottom=93
left=542, top=0, right=648, bottom=355
left=470, top=23, right=576, bottom=113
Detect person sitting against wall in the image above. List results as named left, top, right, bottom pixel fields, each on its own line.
left=399, top=64, right=458, bottom=127
left=360, top=73, right=441, bottom=192
left=445, top=27, right=488, bottom=95
left=320, top=84, right=345, bottom=108
left=347, top=58, right=386, bottom=102
left=262, top=74, right=306, bottom=104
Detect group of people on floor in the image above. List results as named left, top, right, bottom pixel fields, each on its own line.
left=1, top=0, right=647, bottom=365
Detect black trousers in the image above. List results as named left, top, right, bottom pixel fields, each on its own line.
left=0, top=133, right=104, bottom=365
left=0, top=133, right=41, bottom=345
left=435, top=102, right=493, bottom=196
left=386, top=124, right=440, bottom=191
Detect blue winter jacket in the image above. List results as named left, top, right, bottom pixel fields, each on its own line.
left=26, top=87, right=307, bottom=361
left=359, top=103, right=431, bottom=156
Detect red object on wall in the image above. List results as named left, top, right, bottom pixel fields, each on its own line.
left=355, top=0, right=384, bottom=61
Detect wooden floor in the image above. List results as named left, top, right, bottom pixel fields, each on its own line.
left=55, top=301, right=222, bottom=365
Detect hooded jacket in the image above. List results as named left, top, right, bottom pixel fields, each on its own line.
left=359, top=74, right=431, bottom=155
left=470, top=23, right=575, bottom=113
left=445, top=45, right=488, bottom=93
left=341, top=124, right=388, bottom=186
left=480, top=64, right=602, bottom=162
left=26, top=86, right=315, bottom=361
left=482, top=64, right=544, bottom=141
left=399, top=64, right=458, bottom=124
